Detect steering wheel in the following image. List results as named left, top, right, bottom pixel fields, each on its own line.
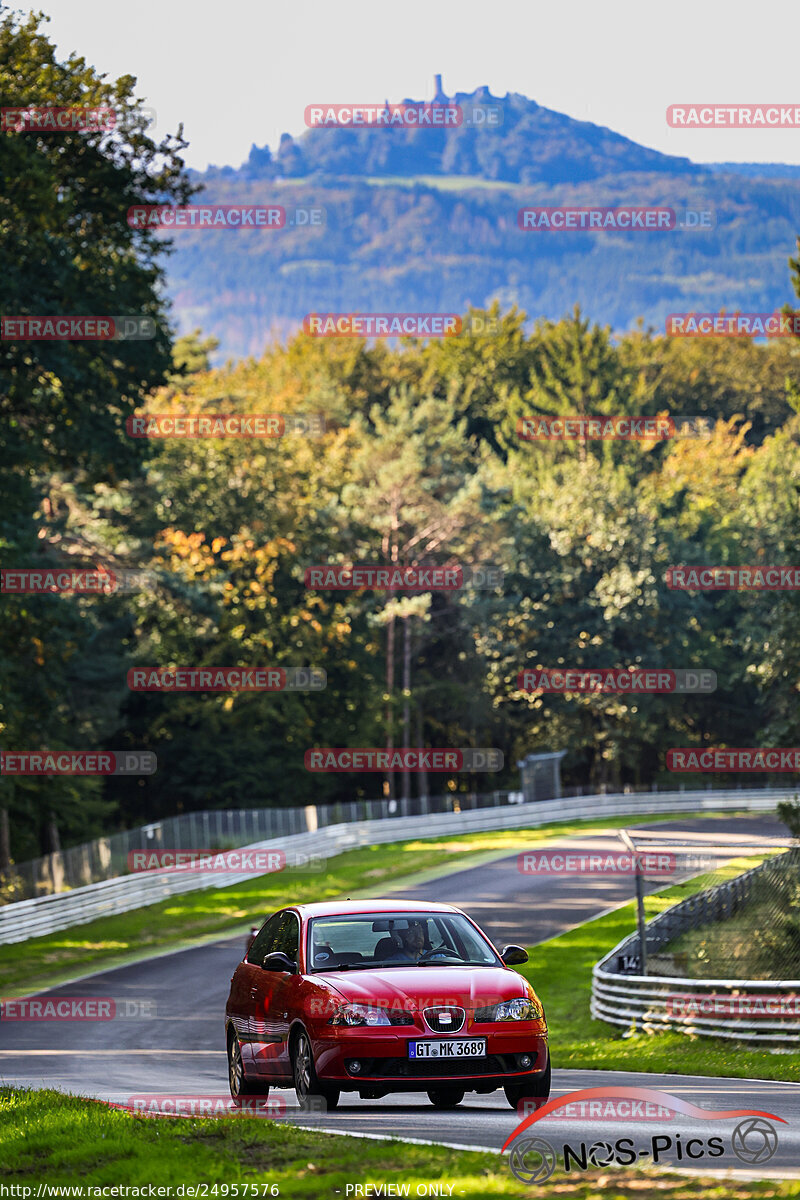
left=417, top=945, right=456, bottom=963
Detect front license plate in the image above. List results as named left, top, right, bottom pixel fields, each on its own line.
left=408, top=1039, right=486, bottom=1059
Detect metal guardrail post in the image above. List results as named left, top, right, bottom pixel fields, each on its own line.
left=619, top=829, right=648, bottom=975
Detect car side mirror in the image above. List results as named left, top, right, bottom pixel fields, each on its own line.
left=261, top=951, right=298, bottom=974
left=501, top=945, right=529, bottom=966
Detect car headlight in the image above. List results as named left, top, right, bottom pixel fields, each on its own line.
left=328, top=1004, right=391, bottom=1027
left=478, top=997, right=543, bottom=1022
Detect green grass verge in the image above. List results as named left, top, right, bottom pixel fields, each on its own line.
left=3, top=1088, right=800, bottom=1196
left=524, top=857, right=800, bottom=1081
left=0, top=811, right=720, bottom=998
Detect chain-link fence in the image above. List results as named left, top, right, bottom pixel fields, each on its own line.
left=632, top=847, right=800, bottom=980
left=0, top=790, right=521, bottom=903
left=0, top=776, right=791, bottom=906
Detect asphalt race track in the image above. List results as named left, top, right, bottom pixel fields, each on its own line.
left=2, top=813, right=799, bottom=1177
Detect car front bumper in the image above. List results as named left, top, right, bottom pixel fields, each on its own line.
left=313, top=1024, right=549, bottom=1090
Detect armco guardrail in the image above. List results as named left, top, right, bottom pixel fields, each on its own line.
left=1, top=790, right=523, bottom=901
left=592, top=846, right=800, bottom=1044
left=0, top=787, right=793, bottom=946
left=3, top=780, right=785, bottom=902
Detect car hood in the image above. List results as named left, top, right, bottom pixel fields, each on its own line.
left=314, top=965, right=529, bottom=1009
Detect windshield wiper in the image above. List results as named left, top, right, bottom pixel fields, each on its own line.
left=417, top=959, right=496, bottom=966
left=315, top=962, right=380, bottom=971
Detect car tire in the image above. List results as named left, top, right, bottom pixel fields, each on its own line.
left=427, top=1087, right=465, bottom=1109
left=292, top=1029, right=340, bottom=1111
left=228, top=1031, right=265, bottom=1102
left=503, top=1053, right=551, bottom=1110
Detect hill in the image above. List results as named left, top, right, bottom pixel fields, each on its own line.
left=216, top=84, right=702, bottom=186
left=165, top=83, right=800, bottom=359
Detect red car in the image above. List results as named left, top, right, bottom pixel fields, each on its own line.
left=225, top=900, right=549, bottom=1110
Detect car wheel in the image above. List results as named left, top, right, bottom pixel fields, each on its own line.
left=427, top=1087, right=465, bottom=1109
left=504, top=1054, right=551, bottom=1110
left=228, top=1031, right=264, bottom=1102
left=292, top=1029, right=340, bottom=1111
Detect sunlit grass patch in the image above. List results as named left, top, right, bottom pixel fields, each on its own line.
left=3, top=1088, right=800, bottom=1195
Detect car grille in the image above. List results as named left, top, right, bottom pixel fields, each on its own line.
left=353, top=1054, right=526, bottom=1079
left=423, top=1006, right=465, bottom=1033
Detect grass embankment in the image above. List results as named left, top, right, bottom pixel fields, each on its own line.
left=0, top=811, right=709, bottom=997
left=525, top=857, right=800, bottom=1081
left=3, top=1088, right=800, bottom=1197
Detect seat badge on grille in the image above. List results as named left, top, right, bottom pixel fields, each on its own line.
left=423, top=1005, right=465, bottom=1033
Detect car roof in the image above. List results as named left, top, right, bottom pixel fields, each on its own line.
left=290, top=900, right=464, bottom=919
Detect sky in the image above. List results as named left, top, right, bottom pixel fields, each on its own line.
left=25, top=0, right=800, bottom=171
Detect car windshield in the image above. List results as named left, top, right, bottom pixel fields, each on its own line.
left=307, top=912, right=500, bottom=971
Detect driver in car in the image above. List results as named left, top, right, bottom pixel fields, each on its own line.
left=383, top=919, right=427, bottom=962
left=399, top=919, right=427, bottom=961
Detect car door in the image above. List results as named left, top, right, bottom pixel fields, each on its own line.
left=238, top=912, right=282, bottom=1068
left=251, top=910, right=301, bottom=1078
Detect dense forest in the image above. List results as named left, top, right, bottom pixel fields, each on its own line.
left=2, top=12, right=800, bottom=867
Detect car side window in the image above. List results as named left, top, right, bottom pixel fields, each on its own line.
left=273, top=912, right=300, bottom=964
left=247, top=912, right=282, bottom=966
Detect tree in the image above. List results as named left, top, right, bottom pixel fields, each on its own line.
left=341, top=386, right=502, bottom=801
left=0, top=9, right=192, bottom=860
left=170, top=329, right=220, bottom=378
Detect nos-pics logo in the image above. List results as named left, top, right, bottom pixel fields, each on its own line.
left=504, top=1087, right=783, bottom=1183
